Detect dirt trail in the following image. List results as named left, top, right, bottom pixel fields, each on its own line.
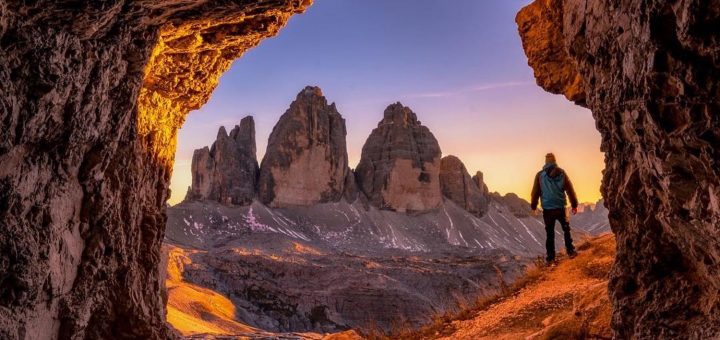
left=435, top=234, right=614, bottom=340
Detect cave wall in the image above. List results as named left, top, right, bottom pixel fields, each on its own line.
left=0, top=1, right=310, bottom=339
left=517, top=0, right=720, bottom=338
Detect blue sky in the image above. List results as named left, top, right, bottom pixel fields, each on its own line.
left=169, top=0, right=603, bottom=205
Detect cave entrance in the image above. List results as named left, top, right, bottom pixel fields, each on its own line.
left=160, top=0, right=612, bottom=337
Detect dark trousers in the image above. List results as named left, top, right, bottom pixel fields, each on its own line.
left=543, top=208, right=575, bottom=261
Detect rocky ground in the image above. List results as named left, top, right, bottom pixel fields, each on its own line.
left=438, top=234, right=614, bottom=339
left=164, top=197, right=608, bottom=336
left=391, top=234, right=614, bottom=340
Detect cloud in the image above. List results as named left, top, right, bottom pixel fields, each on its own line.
left=404, top=81, right=535, bottom=99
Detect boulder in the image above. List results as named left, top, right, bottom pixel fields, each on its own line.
left=258, top=86, right=349, bottom=207
left=355, top=103, right=442, bottom=213
left=439, top=155, right=489, bottom=217
left=186, top=116, right=259, bottom=205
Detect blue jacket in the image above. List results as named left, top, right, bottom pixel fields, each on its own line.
left=530, top=163, right=579, bottom=210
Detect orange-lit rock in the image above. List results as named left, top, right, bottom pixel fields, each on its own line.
left=437, top=234, right=614, bottom=339
left=165, top=246, right=257, bottom=336
left=164, top=244, right=358, bottom=339
left=0, top=1, right=310, bottom=339
left=515, top=0, right=585, bottom=106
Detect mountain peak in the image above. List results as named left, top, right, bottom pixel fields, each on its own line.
left=380, top=102, right=420, bottom=127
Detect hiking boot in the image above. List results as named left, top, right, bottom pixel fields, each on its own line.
left=546, top=259, right=557, bottom=267
left=567, top=251, right=578, bottom=259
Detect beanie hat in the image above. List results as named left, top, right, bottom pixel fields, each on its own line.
left=545, top=153, right=556, bottom=164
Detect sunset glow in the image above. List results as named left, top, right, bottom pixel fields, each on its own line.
left=168, top=0, right=604, bottom=206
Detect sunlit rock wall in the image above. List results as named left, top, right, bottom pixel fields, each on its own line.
left=0, top=1, right=310, bottom=339
left=356, top=103, right=443, bottom=213
left=518, top=0, right=720, bottom=337
left=258, top=86, right=350, bottom=208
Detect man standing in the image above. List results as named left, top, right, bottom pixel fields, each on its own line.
left=531, top=153, right=579, bottom=265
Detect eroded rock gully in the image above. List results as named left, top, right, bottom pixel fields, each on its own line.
left=0, top=1, right=309, bottom=339
left=518, top=0, right=720, bottom=338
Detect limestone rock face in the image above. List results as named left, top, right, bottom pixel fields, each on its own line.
left=439, top=155, right=489, bottom=217
left=186, top=116, right=258, bottom=205
left=258, top=87, right=349, bottom=208
left=472, top=171, right=490, bottom=196
left=343, top=169, right=359, bottom=202
left=356, top=103, right=442, bottom=213
left=518, top=1, right=720, bottom=337
left=0, top=1, right=310, bottom=339
left=490, top=192, right=532, bottom=218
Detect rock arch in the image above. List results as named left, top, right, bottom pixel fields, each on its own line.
left=0, top=0, right=717, bottom=339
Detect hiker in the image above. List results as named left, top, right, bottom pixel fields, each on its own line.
left=530, top=153, right=579, bottom=265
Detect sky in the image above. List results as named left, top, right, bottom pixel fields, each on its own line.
left=168, top=0, right=604, bottom=206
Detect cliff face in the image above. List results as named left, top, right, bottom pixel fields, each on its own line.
left=439, top=155, right=489, bottom=217
left=0, top=1, right=310, bottom=339
left=518, top=0, right=720, bottom=337
left=355, top=103, right=443, bottom=213
left=186, top=116, right=258, bottom=205
left=258, top=87, right=349, bottom=208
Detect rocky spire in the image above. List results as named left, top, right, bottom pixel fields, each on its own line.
left=186, top=116, right=258, bottom=205
left=257, top=86, right=350, bottom=207
left=472, top=171, right=490, bottom=196
left=439, top=155, right=489, bottom=217
left=355, top=103, right=442, bottom=213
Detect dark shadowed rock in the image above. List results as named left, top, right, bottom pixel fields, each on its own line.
left=343, top=169, right=359, bottom=202
left=518, top=0, right=720, bottom=337
left=439, top=155, right=489, bottom=217
left=258, top=86, right=349, bottom=208
left=355, top=103, right=442, bottom=213
left=186, top=116, right=258, bottom=206
left=472, top=171, right=490, bottom=196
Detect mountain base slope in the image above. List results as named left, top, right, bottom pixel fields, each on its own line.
left=387, top=234, right=614, bottom=340
left=440, top=233, right=613, bottom=339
